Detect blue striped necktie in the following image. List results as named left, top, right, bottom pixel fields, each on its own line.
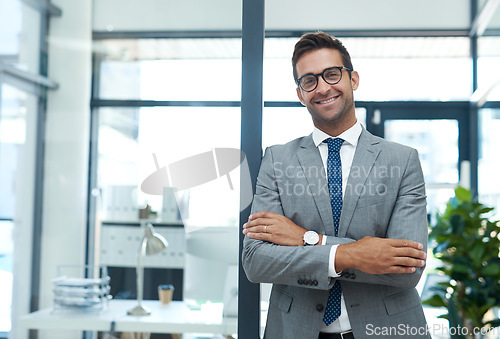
left=323, top=137, right=344, bottom=326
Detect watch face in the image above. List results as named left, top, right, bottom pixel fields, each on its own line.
left=304, top=231, right=319, bottom=245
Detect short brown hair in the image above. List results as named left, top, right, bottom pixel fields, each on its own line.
left=292, top=31, right=353, bottom=82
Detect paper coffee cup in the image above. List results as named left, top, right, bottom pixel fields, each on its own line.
left=158, top=284, right=174, bottom=304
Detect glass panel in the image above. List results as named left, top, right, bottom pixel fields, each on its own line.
left=0, top=85, right=26, bottom=220
left=263, top=37, right=471, bottom=102
left=17, top=3, right=41, bottom=73
left=0, top=0, right=40, bottom=72
left=262, top=107, right=366, bottom=149
left=384, top=119, right=459, bottom=215
left=0, top=0, right=22, bottom=61
left=355, top=58, right=471, bottom=101
left=95, top=106, right=241, bottom=316
left=0, top=218, right=13, bottom=334
left=479, top=108, right=500, bottom=220
left=478, top=37, right=500, bottom=101
left=0, top=84, right=37, bottom=334
left=96, top=38, right=242, bottom=101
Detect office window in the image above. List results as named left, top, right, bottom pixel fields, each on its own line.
left=262, top=107, right=366, bottom=149
left=91, top=38, right=242, bottom=322
left=96, top=106, right=241, bottom=226
left=93, top=107, right=241, bottom=318
left=479, top=108, right=500, bottom=218
left=478, top=36, right=500, bottom=101
left=0, top=83, right=38, bottom=334
left=0, top=0, right=44, bottom=335
left=95, top=38, right=242, bottom=101
left=0, top=1, right=40, bottom=73
left=384, top=119, right=459, bottom=215
left=0, top=0, right=21, bottom=61
left=263, top=37, right=471, bottom=102
left=478, top=37, right=500, bottom=216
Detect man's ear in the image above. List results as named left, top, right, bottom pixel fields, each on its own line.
left=296, top=87, right=306, bottom=106
left=351, top=71, right=360, bottom=91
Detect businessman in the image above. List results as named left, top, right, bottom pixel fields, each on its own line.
left=242, top=32, right=430, bottom=339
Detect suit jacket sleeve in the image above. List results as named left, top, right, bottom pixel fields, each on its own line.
left=242, top=146, right=335, bottom=290
left=328, top=148, right=428, bottom=290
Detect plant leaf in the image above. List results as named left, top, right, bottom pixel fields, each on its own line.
left=481, top=262, right=500, bottom=276
left=422, top=294, right=446, bottom=308
left=455, top=186, right=471, bottom=202
left=478, top=207, right=494, bottom=215
left=469, top=242, right=486, bottom=267
left=450, top=214, right=465, bottom=236
left=451, top=263, right=470, bottom=274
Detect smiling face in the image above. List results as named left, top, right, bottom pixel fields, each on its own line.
left=296, top=48, right=359, bottom=137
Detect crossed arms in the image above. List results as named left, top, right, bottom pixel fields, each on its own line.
left=244, top=211, right=426, bottom=275
left=241, top=146, right=428, bottom=290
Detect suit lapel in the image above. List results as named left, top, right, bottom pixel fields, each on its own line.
left=339, top=128, right=381, bottom=237
left=296, top=135, right=335, bottom=236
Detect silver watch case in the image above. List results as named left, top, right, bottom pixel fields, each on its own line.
left=303, top=230, right=319, bottom=246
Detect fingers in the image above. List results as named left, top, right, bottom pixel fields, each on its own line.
left=393, top=246, right=427, bottom=260
left=242, top=218, right=274, bottom=233
left=242, top=212, right=306, bottom=246
left=339, top=237, right=427, bottom=274
left=386, top=242, right=426, bottom=269
left=389, top=238, right=424, bottom=250
left=249, top=211, right=279, bottom=220
left=243, top=211, right=281, bottom=234
left=387, top=266, right=418, bottom=274
left=244, top=229, right=271, bottom=241
left=389, top=256, right=426, bottom=269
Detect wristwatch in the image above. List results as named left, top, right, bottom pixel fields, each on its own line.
left=303, top=230, right=320, bottom=246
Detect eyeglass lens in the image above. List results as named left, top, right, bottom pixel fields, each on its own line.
left=299, top=67, right=343, bottom=92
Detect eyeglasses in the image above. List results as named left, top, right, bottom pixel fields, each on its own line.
left=296, top=66, right=352, bottom=92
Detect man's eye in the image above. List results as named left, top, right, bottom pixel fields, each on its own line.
left=325, top=70, right=340, bottom=79
left=302, top=77, right=315, bottom=85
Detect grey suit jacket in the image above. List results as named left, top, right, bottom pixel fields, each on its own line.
left=242, top=128, right=430, bottom=339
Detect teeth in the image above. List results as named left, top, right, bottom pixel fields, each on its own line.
left=318, top=97, right=337, bottom=104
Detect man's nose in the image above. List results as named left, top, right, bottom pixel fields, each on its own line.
left=315, top=76, right=331, bottom=93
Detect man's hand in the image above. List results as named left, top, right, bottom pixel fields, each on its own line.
left=243, top=211, right=317, bottom=246
left=336, top=236, right=426, bottom=274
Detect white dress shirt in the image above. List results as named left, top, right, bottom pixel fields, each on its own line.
left=312, top=121, right=362, bottom=333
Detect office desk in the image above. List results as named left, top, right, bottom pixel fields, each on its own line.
left=20, top=300, right=237, bottom=337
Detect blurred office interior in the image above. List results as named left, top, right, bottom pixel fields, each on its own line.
left=1, top=0, right=500, bottom=338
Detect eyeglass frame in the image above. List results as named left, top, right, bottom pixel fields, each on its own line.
left=296, top=66, right=352, bottom=92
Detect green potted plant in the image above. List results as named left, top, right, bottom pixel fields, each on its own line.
left=423, top=186, right=500, bottom=338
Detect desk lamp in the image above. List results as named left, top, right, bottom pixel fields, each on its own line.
left=128, top=222, right=168, bottom=316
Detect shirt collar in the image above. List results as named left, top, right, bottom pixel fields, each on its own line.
left=312, top=121, right=362, bottom=148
